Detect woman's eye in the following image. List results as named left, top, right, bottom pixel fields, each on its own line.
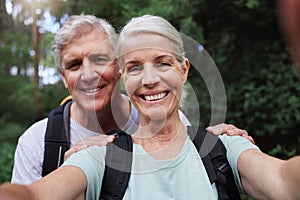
left=159, top=62, right=171, bottom=66
left=157, top=62, right=171, bottom=71
left=127, top=65, right=143, bottom=74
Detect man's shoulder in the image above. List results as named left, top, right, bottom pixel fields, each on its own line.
left=18, top=118, right=48, bottom=145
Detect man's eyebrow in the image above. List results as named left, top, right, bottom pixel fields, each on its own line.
left=88, top=53, right=112, bottom=59
left=64, top=58, right=82, bottom=66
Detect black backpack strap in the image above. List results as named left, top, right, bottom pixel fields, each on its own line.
left=188, top=126, right=241, bottom=200
left=42, top=100, right=72, bottom=177
left=100, top=130, right=133, bottom=200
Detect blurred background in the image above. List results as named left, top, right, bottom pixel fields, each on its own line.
left=0, top=0, right=299, bottom=198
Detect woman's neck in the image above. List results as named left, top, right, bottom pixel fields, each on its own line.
left=132, top=115, right=188, bottom=160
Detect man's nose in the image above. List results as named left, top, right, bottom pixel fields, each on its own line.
left=81, top=59, right=98, bottom=81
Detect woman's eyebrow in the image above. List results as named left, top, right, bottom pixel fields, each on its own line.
left=124, top=60, right=142, bottom=66
left=155, top=55, right=173, bottom=62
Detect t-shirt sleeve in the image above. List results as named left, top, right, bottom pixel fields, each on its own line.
left=11, top=119, right=47, bottom=184
left=219, top=135, right=260, bottom=193
left=63, top=145, right=106, bottom=200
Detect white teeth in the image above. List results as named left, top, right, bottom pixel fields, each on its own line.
left=144, top=92, right=166, bottom=101
left=85, top=88, right=101, bottom=93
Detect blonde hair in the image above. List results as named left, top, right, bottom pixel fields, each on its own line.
left=117, top=14, right=185, bottom=64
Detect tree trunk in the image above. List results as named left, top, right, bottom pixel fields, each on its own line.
left=31, top=3, right=44, bottom=119
left=32, top=13, right=40, bottom=87
left=0, top=0, right=12, bottom=75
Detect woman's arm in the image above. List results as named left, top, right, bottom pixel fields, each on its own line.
left=281, top=156, right=300, bottom=199
left=238, top=149, right=300, bottom=199
left=0, top=166, right=87, bottom=200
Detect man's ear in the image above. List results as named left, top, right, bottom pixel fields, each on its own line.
left=59, top=68, right=68, bottom=89
left=182, top=58, right=190, bottom=84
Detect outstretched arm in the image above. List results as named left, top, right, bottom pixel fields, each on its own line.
left=238, top=149, right=300, bottom=199
left=281, top=156, right=300, bottom=198
left=0, top=166, right=87, bottom=200
left=0, top=183, right=34, bottom=200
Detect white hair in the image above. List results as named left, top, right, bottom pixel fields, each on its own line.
left=52, top=14, right=117, bottom=68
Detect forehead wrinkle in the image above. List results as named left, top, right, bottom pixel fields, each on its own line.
left=121, top=48, right=174, bottom=64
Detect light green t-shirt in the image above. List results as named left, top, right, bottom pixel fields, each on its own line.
left=63, top=134, right=259, bottom=200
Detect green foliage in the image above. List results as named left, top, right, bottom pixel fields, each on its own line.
left=226, top=58, right=300, bottom=154
left=234, top=0, right=261, bottom=9
left=268, top=144, right=297, bottom=159
left=1, top=0, right=300, bottom=187
left=0, top=30, right=33, bottom=75
left=0, top=142, right=16, bottom=183
left=40, top=81, right=69, bottom=114
left=3, top=79, right=38, bottom=125
left=241, top=194, right=254, bottom=200
left=0, top=76, right=37, bottom=125
left=40, top=32, right=56, bottom=68
left=0, top=117, right=27, bottom=142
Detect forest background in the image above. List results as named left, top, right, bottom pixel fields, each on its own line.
left=0, top=0, right=299, bottom=198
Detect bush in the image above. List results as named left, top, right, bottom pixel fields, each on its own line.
left=0, top=142, right=16, bottom=183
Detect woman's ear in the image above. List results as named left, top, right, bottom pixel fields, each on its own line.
left=182, top=58, right=190, bottom=84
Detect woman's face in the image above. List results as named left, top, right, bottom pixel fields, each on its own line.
left=59, top=29, right=121, bottom=112
left=121, top=33, right=189, bottom=121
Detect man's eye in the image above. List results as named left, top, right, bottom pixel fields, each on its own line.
left=92, top=57, right=109, bottom=65
left=66, top=62, right=81, bottom=70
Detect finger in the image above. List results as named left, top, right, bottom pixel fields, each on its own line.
left=76, top=135, right=107, bottom=145
left=76, top=135, right=115, bottom=146
left=227, top=129, right=247, bottom=136
left=241, top=133, right=255, bottom=145
left=248, top=136, right=255, bottom=144
left=64, top=144, right=88, bottom=161
left=107, top=135, right=115, bottom=143
left=206, top=123, right=226, bottom=134
left=207, top=123, right=237, bottom=135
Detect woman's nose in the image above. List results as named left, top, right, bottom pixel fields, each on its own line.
left=141, top=64, right=160, bottom=87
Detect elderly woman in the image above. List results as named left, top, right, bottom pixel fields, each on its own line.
left=0, top=14, right=300, bottom=200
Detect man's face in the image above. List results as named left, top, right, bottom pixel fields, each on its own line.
left=60, top=29, right=121, bottom=112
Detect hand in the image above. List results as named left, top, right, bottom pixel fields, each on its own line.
left=64, top=134, right=115, bottom=161
left=206, top=123, right=255, bottom=144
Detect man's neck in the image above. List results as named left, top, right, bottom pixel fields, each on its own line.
left=71, top=93, right=130, bottom=134
left=96, top=93, right=130, bottom=133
